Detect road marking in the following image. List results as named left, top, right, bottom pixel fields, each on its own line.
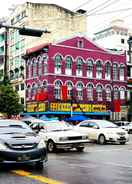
left=12, top=170, right=65, bottom=184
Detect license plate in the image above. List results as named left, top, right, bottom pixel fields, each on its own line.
left=17, top=155, right=30, bottom=161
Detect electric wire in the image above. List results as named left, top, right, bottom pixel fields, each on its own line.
left=73, top=0, right=94, bottom=11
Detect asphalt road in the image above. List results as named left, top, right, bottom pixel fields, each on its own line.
left=1, top=137, right=132, bottom=184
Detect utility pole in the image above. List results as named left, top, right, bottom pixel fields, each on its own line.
left=0, top=23, right=50, bottom=81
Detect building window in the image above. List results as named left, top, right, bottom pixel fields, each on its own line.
left=96, top=85, right=103, bottom=101
left=105, top=62, right=111, bottom=80
left=76, top=82, right=83, bottom=100
left=106, top=87, right=111, bottom=101
left=120, top=88, right=125, bottom=100
left=33, top=61, right=37, bottom=77
left=44, top=63, right=47, bottom=74
left=28, top=63, right=32, bottom=78
left=119, top=65, right=124, bottom=81
left=15, top=85, right=19, bottom=91
left=77, top=40, right=84, bottom=48
left=21, top=98, right=24, bottom=105
left=38, top=56, right=42, bottom=76
left=76, top=58, right=83, bottom=76
left=96, top=61, right=102, bottom=79
left=121, top=38, right=125, bottom=44
left=21, top=83, right=24, bottom=90
left=87, top=84, right=93, bottom=101
left=31, top=83, right=37, bottom=100
left=54, top=54, right=62, bottom=74
left=113, top=87, right=119, bottom=100
left=87, top=60, right=93, bottom=78
left=54, top=80, right=62, bottom=99
left=65, top=56, right=72, bottom=75
left=42, top=81, right=47, bottom=90
left=66, top=81, right=73, bottom=99
left=113, top=63, right=118, bottom=80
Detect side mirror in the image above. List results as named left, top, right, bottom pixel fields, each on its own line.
left=93, top=125, right=99, bottom=129
left=40, top=129, right=47, bottom=133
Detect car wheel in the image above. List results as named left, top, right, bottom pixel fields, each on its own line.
left=76, top=147, right=84, bottom=152
left=35, top=161, right=43, bottom=169
left=120, top=142, right=126, bottom=145
left=47, top=140, right=56, bottom=152
left=98, top=134, right=106, bottom=145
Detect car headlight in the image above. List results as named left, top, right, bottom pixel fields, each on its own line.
left=0, top=142, right=8, bottom=151
left=37, top=139, right=46, bottom=148
left=82, top=135, right=89, bottom=140
left=59, top=137, right=68, bottom=141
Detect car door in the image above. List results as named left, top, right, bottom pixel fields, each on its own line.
left=77, top=121, right=98, bottom=140
left=87, top=122, right=99, bottom=140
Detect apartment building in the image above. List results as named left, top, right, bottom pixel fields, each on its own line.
left=7, top=2, right=87, bottom=106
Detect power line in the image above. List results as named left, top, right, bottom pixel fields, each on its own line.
left=87, top=7, right=132, bottom=16
left=73, top=0, right=94, bottom=11
left=87, top=0, right=121, bottom=15
left=86, top=0, right=114, bottom=14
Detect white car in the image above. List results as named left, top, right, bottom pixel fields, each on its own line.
left=30, top=121, right=89, bottom=152
left=114, top=121, right=132, bottom=134
left=74, top=119, right=129, bottom=145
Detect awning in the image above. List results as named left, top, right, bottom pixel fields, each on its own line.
left=21, top=111, right=110, bottom=116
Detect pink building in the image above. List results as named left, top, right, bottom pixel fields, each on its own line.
left=24, top=36, right=127, bottom=120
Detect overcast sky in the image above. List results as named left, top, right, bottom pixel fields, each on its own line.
left=1, top=0, right=132, bottom=37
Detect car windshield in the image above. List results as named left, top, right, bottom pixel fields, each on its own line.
left=95, top=120, right=118, bottom=128
left=44, top=121, right=73, bottom=132
left=0, top=120, right=33, bottom=134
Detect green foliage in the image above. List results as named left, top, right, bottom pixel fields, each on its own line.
left=0, top=83, right=23, bottom=117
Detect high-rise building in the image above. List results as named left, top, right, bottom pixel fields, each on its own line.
left=7, top=2, right=87, bottom=106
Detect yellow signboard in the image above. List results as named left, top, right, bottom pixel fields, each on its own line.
left=26, top=103, right=45, bottom=112
left=50, top=103, right=106, bottom=112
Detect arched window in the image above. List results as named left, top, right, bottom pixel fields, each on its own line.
left=31, top=83, right=37, bottom=100
left=105, top=62, right=111, bottom=80
left=119, top=65, right=124, bottom=81
left=54, top=80, right=62, bottom=99
left=32, top=59, right=37, bottom=77
left=66, top=81, right=73, bottom=99
left=76, top=82, right=83, bottom=100
left=106, top=87, right=111, bottom=101
left=65, top=56, right=72, bottom=75
left=43, top=62, right=47, bottom=74
left=113, top=87, right=119, bottom=99
left=27, top=59, right=32, bottom=78
left=38, top=56, right=42, bottom=76
left=76, top=57, right=83, bottom=76
left=113, top=63, right=118, bottom=80
left=54, top=54, right=62, bottom=74
left=96, top=85, right=103, bottom=101
left=26, top=84, right=31, bottom=100
left=96, top=61, right=102, bottom=79
left=42, top=81, right=47, bottom=90
left=120, top=87, right=125, bottom=100
left=87, top=84, right=93, bottom=101
left=87, top=59, right=93, bottom=78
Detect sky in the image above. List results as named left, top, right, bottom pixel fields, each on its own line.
left=1, top=0, right=132, bottom=37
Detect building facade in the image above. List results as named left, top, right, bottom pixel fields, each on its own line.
left=7, top=2, right=87, bottom=106
left=24, top=36, right=127, bottom=120
left=93, top=19, right=132, bottom=102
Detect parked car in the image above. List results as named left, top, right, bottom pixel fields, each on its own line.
left=74, top=119, right=129, bottom=145
left=30, top=121, right=89, bottom=152
left=21, top=117, right=46, bottom=126
left=114, top=121, right=132, bottom=134
left=0, top=119, right=47, bottom=168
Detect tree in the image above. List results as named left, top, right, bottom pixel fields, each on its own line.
left=0, top=83, right=23, bottom=118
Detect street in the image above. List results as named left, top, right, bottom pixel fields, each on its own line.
left=1, top=137, right=132, bottom=184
